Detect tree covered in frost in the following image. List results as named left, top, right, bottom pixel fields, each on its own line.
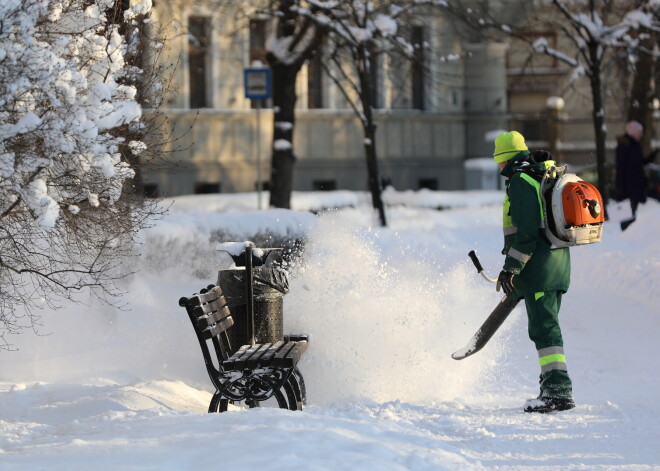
left=306, top=1, right=451, bottom=227
left=259, top=0, right=451, bottom=225
left=441, top=0, right=660, bottom=204
left=262, top=0, right=328, bottom=211
left=0, top=0, right=161, bottom=348
left=535, top=0, right=659, bottom=204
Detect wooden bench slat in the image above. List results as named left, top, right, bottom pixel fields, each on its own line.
left=201, top=316, right=234, bottom=340
left=193, top=297, right=227, bottom=317
left=236, top=343, right=272, bottom=370
left=245, top=342, right=286, bottom=369
left=271, top=341, right=297, bottom=365
left=223, top=344, right=250, bottom=368
left=196, top=306, right=231, bottom=329
left=206, top=296, right=228, bottom=312
left=197, top=285, right=219, bottom=298
left=272, top=341, right=308, bottom=368
left=224, top=343, right=261, bottom=370
left=225, top=344, right=254, bottom=365
left=194, top=286, right=224, bottom=305
left=255, top=341, right=286, bottom=367
left=279, top=341, right=308, bottom=368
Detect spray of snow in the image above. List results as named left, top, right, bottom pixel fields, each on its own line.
left=286, top=209, right=507, bottom=405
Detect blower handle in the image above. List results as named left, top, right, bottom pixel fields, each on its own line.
left=468, top=250, right=484, bottom=273
left=468, top=250, right=498, bottom=283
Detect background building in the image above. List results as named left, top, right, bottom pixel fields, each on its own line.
left=142, top=1, right=659, bottom=198
left=142, top=2, right=510, bottom=197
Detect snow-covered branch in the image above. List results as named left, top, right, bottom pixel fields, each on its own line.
left=532, top=37, right=580, bottom=67
left=0, top=0, right=152, bottom=227
left=0, top=0, right=164, bottom=349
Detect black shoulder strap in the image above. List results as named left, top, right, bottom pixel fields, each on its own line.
left=529, top=150, right=553, bottom=163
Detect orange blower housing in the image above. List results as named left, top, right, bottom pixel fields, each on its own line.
left=562, top=181, right=605, bottom=227
left=543, top=172, right=605, bottom=248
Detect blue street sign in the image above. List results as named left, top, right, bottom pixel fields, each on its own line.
left=244, top=68, right=272, bottom=100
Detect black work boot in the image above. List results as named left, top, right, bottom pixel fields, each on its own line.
left=523, top=397, right=575, bottom=413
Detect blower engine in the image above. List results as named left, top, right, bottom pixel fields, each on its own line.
left=541, top=170, right=605, bottom=249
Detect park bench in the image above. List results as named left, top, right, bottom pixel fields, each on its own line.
left=178, top=245, right=308, bottom=412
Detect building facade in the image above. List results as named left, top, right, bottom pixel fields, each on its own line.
left=142, top=2, right=512, bottom=197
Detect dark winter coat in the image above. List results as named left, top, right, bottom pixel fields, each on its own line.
left=615, top=133, right=647, bottom=205
left=500, top=153, right=571, bottom=298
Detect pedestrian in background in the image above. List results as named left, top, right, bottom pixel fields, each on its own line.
left=615, top=120, right=653, bottom=231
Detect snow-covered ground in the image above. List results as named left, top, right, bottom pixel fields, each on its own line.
left=1, top=190, right=658, bottom=470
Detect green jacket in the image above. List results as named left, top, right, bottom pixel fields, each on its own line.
left=501, top=154, right=571, bottom=298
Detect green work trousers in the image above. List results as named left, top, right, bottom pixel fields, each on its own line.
left=524, top=291, right=573, bottom=399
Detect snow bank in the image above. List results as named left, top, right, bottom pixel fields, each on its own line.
left=164, top=189, right=503, bottom=214
left=1, top=193, right=658, bottom=470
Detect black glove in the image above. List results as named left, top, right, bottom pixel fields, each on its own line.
left=496, top=270, right=515, bottom=295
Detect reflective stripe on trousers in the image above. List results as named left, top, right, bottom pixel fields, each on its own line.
left=538, top=346, right=568, bottom=373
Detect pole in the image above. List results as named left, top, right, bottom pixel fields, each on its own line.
left=245, top=245, right=256, bottom=346
left=256, top=99, right=263, bottom=210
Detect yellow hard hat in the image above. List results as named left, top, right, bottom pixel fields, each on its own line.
left=493, top=131, right=528, bottom=163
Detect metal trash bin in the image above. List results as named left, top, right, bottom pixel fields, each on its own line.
left=216, top=265, right=289, bottom=353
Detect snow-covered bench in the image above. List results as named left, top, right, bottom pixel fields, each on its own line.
left=179, top=284, right=308, bottom=412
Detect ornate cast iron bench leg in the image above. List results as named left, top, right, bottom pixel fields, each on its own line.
left=293, top=367, right=307, bottom=405
left=283, top=375, right=302, bottom=411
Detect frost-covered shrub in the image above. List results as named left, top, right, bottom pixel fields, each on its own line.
left=0, top=0, right=160, bottom=348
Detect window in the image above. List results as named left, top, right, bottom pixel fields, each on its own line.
left=249, top=19, right=268, bottom=64
left=194, top=182, right=220, bottom=194
left=412, top=26, right=425, bottom=110
left=418, top=178, right=437, bottom=190
left=188, top=16, right=211, bottom=109
left=452, top=90, right=459, bottom=106
left=313, top=180, right=336, bottom=191
left=143, top=183, right=159, bottom=198
left=307, top=52, right=324, bottom=109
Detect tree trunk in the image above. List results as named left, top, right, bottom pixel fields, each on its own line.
left=588, top=48, right=609, bottom=207
left=358, top=46, right=387, bottom=227
left=362, top=120, right=387, bottom=227
left=266, top=0, right=327, bottom=209
left=269, top=64, right=299, bottom=209
left=627, top=30, right=656, bottom=156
